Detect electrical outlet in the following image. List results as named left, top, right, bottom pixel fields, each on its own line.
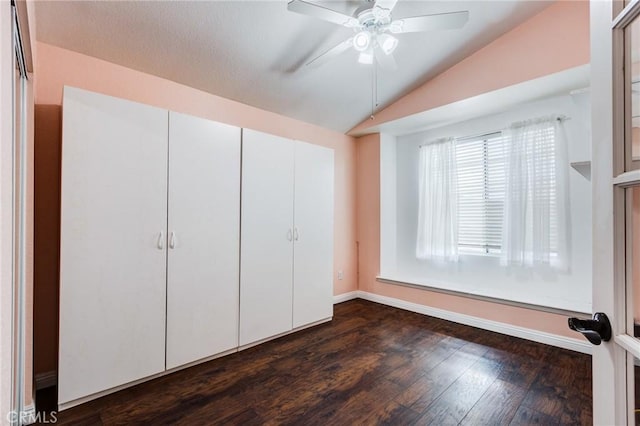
left=337, top=270, right=344, bottom=280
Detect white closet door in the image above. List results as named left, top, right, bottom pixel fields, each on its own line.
left=59, top=87, right=168, bottom=405
left=166, top=112, right=240, bottom=369
left=240, top=129, right=294, bottom=346
left=292, top=142, right=334, bottom=328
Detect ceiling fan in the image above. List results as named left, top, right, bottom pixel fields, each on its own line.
left=288, top=0, right=469, bottom=70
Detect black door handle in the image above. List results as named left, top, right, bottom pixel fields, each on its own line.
left=568, top=312, right=612, bottom=345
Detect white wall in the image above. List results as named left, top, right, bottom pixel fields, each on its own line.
left=381, top=92, right=592, bottom=313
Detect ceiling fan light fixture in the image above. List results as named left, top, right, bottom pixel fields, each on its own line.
left=358, top=50, right=374, bottom=65
left=353, top=31, right=371, bottom=52
left=378, top=33, right=398, bottom=55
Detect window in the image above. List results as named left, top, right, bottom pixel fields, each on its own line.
left=456, top=122, right=561, bottom=259
left=417, top=117, right=566, bottom=263
left=456, top=133, right=506, bottom=254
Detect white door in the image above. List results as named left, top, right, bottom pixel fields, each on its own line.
left=240, top=129, right=294, bottom=346
left=166, top=112, right=241, bottom=369
left=292, top=141, right=334, bottom=328
left=59, top=87, right=168, bottom=405
left=592, top=2, right=640, bottom=424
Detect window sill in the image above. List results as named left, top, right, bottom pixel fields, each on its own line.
left=457, top=250, right=501, bottom=258
left=375, top=275, right=591, bottom=317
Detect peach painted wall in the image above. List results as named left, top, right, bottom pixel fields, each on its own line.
left=350, top=1, right=590, bottom=135
left=33, top=42, right=357, bottom=375
left=354, top=0, right=591, bottom=340
left=356, top=133, right=381, bottom=292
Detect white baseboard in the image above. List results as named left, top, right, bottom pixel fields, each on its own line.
left=333, top=291, right=359, bottom=304
left=35, top=370, right=57, bottom=390
left=356, top=291, right=592, bottom=355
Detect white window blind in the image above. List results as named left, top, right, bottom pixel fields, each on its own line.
left=456, top=133, right=506, bottom=254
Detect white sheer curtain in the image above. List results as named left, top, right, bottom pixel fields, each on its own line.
left=416, top=137, right=458, bottom=262
left=500, top=116, right=570, bottom=269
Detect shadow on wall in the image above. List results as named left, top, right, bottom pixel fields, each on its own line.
left=34, top=104, right=62, bottom=380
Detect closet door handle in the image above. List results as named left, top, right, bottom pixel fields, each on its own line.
left=294, top=227, right=299, bottom=241
left=287, top=229, right=293, bottom=242
left=157, top=231, right=165, bottom=250
left=169, top=231, right=176, bottom=249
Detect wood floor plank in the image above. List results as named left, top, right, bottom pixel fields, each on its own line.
left=521, top=351, right=592, bottom=425
left=37, top=300, right=592, bottom=425
left=520, top=386, right=590, bottom=425
left=375, top=342, right=459, bottom=388
left=218, top=408, right=263, bottom=426
left=305, top=378, right=404, bottom=425
left=360, top=400, right=421, bottom=426
left=176, top=397, right=253, bottom=425
left=394, top=346, right=487, bottom=413
left=415, top=357, right=502, bottom=425
left=510, top=405, right=561, bottom=425
left=498, top=358, right=546, bottom=389
left=459, top=379, right=527, bottom=426
left=251, top=351, right=385, bottom=421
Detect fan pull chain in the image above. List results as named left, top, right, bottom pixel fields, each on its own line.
left=370, top=60, right=378, bottom=120
left=370, top=62, right=374, bottom=120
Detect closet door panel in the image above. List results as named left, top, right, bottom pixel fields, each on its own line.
left=59, top=87, right=168, bottom=404
left=166, top=112, right=241, bottom=369
left=293, top=142, right=334, bottom=327
left=240, top=129, right=294, bottom=346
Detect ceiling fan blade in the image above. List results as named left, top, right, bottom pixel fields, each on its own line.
left=373, top=0, right=398, bottom=16
left=390, top=11, right=469, bottom=34
left=306, top=38, right=353, bottom=68
left=288, top=0, right=359, bottom=28
left=374, top=46, right=397, bottom=71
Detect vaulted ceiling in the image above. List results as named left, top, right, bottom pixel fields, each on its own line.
left=35, top=0, right=553, bottom=133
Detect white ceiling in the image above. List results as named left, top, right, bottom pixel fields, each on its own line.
left=35, top=0, right=553, bottom=133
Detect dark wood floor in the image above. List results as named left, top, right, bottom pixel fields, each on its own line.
left=36, top=299, right=592, bottom=425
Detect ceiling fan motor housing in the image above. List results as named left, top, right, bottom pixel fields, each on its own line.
left=353, top=8, right=395, bottom=54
